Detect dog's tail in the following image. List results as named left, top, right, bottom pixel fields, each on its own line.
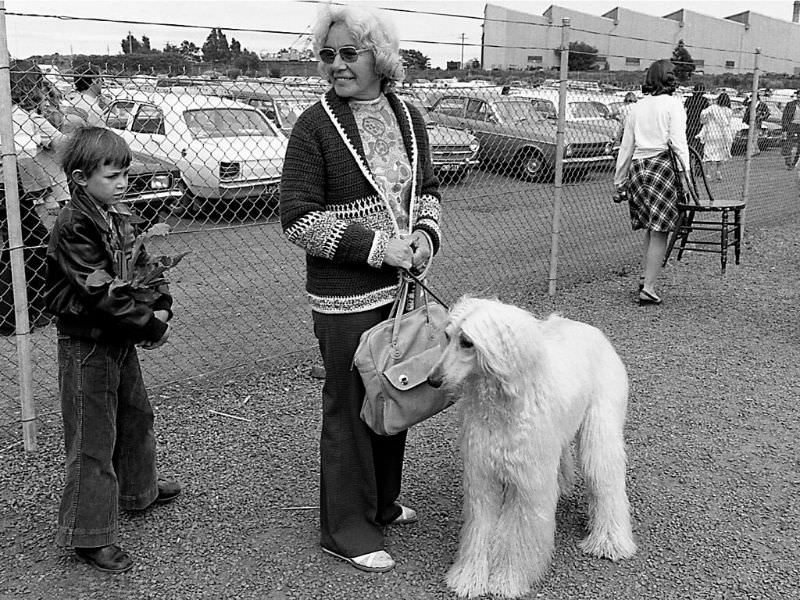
left=576, top=337, right=637, bottom=561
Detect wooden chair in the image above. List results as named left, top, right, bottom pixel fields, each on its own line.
left=663, top=146, right=745, bottom=274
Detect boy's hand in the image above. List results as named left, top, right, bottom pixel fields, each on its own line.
left=140, top=323, right=170, bottom=350
left=154, top=310, right=170, bottom=323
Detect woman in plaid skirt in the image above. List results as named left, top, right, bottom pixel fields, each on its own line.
left=614, top=59, right=690, bottom=305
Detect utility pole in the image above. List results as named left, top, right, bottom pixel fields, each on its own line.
left=128, top=30, right=132, bottom=54
left=460, top=33, right=465, bottom=69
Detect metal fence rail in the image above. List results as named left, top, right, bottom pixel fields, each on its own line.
left=2, top=8, right=800, bottom=450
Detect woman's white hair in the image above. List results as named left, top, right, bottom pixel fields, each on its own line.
left=312, top=3, right=405, bottom=91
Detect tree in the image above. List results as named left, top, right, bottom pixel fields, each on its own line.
left=141, top=35, right=152, bottom=53
left=230, top=38, right=241, bottom=57
left=121, top=33, right=142, bottom=54
left=202, top=28, right=231, bottom=63
left=164, top=42, right=180, bottom=53
left=672, top=39, right=695, bottom=82
left=179, top=40, right=200, bottom=61
left=400, top=49, right=429, bottom=70
left=556, top=41, right=599, bottom=71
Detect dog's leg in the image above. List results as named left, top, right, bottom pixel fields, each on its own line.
left=446, top=436, right=501, bottom=598
left=486, top=450, right=560, bottom=598
left=557, top=443, right=576, bottom=498
left=576, top=372, right=637, bottom=561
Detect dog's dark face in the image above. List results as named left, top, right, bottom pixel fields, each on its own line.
left=427, top=309, right=479, bottom=391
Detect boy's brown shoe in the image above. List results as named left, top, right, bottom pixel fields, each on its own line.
left=75, top=545, right=133, bottom=574
left=154, top=478, right=181, bottom=504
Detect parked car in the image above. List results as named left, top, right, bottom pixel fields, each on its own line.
left=426, top=92, right=614, bottom=181
left=102, top=92, right=288, bottom=217
left=730, top=98, right=780, bottom=153
left=509, top=88, right=621, bottom=145
left=202, top=82, right=320, bottom=137
left=57, top=152, right=182, bottom=230
left=396, top=90, right=480, bottom=183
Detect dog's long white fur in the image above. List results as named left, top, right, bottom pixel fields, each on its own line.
left=428, top=297, right=636, bottom=599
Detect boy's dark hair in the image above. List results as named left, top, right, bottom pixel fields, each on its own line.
left=642, top=59, right=677, bottom=96
left=60, top=126, right=132, bottom=179
left=73, top=64, right=101, bottom=92
left=717, top=92, right=731, bottom=108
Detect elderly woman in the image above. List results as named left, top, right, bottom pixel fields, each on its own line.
left=279, top=5, right=441, bottom=573
left=614, top=59, right=689, bottom=306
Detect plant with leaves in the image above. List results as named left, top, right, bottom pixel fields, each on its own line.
left=400, top=49, right=430, bottom=70
left=86, top=223, right=189, bottom=306
left=672, top=40, right=695, bottom=82
left=202, top=28, right=231, bottom=63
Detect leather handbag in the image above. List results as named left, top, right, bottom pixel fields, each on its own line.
left=354, top=269, right=453, bottom=436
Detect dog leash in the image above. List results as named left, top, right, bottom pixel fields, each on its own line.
left=401, top=267, right=449, bottom=311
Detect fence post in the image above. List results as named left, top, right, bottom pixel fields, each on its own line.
left=548, top=17, right=570, bottom=296
left=741, top=48, right=760, bottom=205
left=0, top=0, right=37, bottom=452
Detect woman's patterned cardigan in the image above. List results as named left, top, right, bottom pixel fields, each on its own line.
left=279, top=88, right=442, bottom=314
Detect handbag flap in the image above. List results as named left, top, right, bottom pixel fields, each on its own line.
left=382, top=345, right=441, bottom=391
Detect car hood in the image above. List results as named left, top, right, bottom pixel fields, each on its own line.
left=130, top=150, right=179, bottom=174
left=187, top=135, right=288, bottom=159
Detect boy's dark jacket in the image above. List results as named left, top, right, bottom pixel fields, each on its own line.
left=45, top=187, right=172, bottom=343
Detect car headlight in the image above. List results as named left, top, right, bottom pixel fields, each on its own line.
left=149, top=174, right=172, bottom=190
left=469, top=140, right=480, bottom=153
left=564, top=144, right=573, bottom=157
left=219, top=162, right=241, bottom=180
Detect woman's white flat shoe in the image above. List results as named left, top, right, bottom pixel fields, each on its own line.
left=322, top=547, right=395, bottom=573
left=390, top=504, right=418, bottom=525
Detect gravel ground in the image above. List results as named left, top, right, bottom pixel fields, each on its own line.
left=1, top=222, right=798, bottom=600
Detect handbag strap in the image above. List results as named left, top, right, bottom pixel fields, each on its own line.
left=400, top=267, right=449, bottom=311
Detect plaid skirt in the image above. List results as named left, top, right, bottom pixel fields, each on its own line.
left=628, top=151, right=679, bottom=232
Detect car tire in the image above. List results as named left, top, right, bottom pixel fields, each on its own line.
left=516, top=148, right=549, bottom=182
left=174, top=179, right=205, bottom=218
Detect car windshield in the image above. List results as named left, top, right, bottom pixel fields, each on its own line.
left=274, top=99, right=315, bottom=129
left=183, top=108, right=277, bottom=139
left=569, top=102, right=607, bottom=119
left=494, top=100, right=545, bottom=123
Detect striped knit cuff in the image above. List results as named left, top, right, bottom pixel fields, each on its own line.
left=368, top=231, right=389, bottom=268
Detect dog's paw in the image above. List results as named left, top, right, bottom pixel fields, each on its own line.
left=446, top=564, right=489, bottom=598
left=579, top=532, right=637, bottom=561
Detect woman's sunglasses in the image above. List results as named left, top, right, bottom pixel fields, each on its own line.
left=319, top=46, right=370, bottom=64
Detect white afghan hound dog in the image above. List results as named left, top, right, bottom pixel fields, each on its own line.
left=427, top=297, right=636, bottom=599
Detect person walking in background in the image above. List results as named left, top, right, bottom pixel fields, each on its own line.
left=780, top=89, right=800, bottom=169
left=742, top=93, right=770, bottom=156
left=64, top=64, right=108, bottom=126
left=1, top=60, right=69, bottom=334
left=46, top=127, right=180, bottom=574
left=614, top=59, right=689, bottom=306
left=684, top=83, right=709, bottom=156
left=614, top=91, right=638, bottom=143
left=699, top=92, right=733, bottom=181
left=280, top=3, right=442, bottom=574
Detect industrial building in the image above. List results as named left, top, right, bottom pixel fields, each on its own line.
left=482, top=3, right=800, bottom=75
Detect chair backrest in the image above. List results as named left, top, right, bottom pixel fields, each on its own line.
left=667, top=144, right=708, bottom=206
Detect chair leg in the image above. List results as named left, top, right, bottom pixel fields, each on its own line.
left=720, top=209, right=729, bottom=274
left=734, top=208, right=742, bottom=265
left=676, top=209, right=695, bottom=261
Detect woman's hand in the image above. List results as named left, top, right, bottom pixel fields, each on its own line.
left=410, top=231, right=432, bottom=273
left=383, top=237, right=414, bottom=270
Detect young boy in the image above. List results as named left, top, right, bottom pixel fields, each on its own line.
left=45, top=126, right=180, bottom=574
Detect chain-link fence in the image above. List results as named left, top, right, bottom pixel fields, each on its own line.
left=3, top=9, right=800, bottom=450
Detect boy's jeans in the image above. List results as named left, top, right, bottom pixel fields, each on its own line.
left=56, top=336, right=159, bottom=548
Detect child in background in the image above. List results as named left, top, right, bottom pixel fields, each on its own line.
left=45, top=126, right=180, bottom=574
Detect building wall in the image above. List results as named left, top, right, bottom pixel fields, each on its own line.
left=483, top=3, right=800, bottom=75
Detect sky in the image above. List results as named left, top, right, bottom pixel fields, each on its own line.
left=3, top=1, right=797, bottom=69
